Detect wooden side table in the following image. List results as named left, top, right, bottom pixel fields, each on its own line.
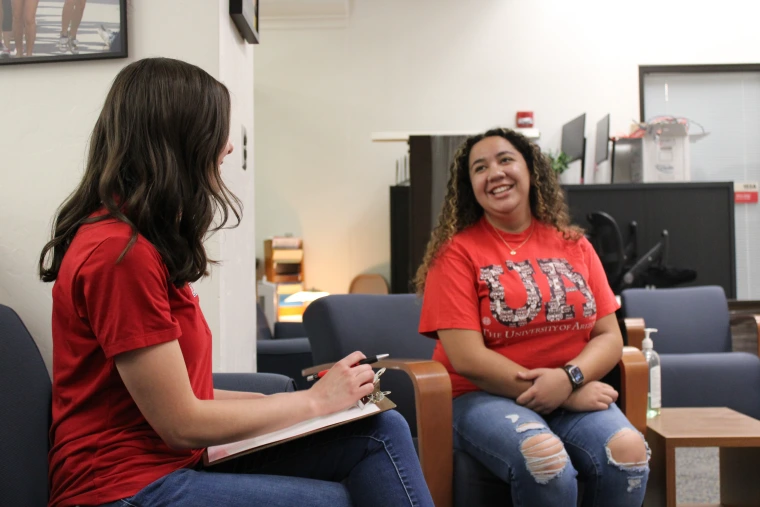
left=646, top=407, right=760, bottom=507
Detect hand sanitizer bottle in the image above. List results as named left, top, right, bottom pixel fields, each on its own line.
left=642, top=328, right=661, bottom=419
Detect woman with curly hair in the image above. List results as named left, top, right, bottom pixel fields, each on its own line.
left=416, top=128, right=649, bottom=506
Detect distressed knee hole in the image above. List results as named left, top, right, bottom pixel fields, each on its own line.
left=520, top=433, right=568, bottom=484
left=516, top=422, right=545, bottom=433
left=606, top=428, right=650, bottom=471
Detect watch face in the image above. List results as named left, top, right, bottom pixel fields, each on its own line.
left=568, top=366, right=584, bottom=384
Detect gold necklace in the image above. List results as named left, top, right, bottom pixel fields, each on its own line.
left=489, top=220, right=534, bottom=255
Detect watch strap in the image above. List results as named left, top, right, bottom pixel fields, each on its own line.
left=563, top=365, right=582, bottom=391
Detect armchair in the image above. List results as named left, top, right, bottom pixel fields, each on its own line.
left=621, top=285, right=760, bottom=419
left=0, top=303, right=296, bottom=507
left=303, top=294, right=648, bottom=507
left=256, top=303, right=313, bottom=390
left=348, top=273, right=390, bottom=294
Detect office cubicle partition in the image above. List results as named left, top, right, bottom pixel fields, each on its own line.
left=562, top=182, right=736, bottom=298
left=389, top=135, right=468, bottom=294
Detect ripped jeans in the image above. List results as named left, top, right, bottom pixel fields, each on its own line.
left=453, top=392, right=649, bottom=507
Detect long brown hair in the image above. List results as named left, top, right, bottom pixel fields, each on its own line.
left=414, top=127, right=582, bottom=294
left=39, top=57, right=241, bottom=287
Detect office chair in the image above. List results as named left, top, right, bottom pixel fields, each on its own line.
left=585, top=211, right=635, bottom=289
left=585, top=211, right=695, bottom=293
left=256, top=303, right=313, bottom=390
left=0, top=303, right=296, bottom=507
left=348, top=274, right=390, bottom=295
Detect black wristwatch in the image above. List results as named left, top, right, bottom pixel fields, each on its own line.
left=563, top=365, right=584, bottom=391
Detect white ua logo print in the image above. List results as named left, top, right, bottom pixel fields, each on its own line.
left=188, top=283, right=198, bottom=298
left=479, top=258, right=597, bottom=327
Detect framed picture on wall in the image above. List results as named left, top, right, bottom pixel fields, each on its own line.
left=0, top=0, right=128, bottom=66
left=229, top=0, right=259, bottom=44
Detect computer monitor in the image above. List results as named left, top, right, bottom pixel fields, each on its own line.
left=561, top=113, right=586, bottom=163
left=595, top=114, right=610, bottom=164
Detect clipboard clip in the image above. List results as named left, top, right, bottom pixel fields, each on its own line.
left=356, top=368, right=390, bottom=409
left=366, top=390, right=392, bottom=405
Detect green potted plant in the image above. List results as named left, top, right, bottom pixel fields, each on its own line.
left=544, top=150, right=571, bottom=175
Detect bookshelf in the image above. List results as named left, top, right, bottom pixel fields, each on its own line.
left=264, top=237, right=304, bottom=283
left=264, top=237, right=306, bottom=322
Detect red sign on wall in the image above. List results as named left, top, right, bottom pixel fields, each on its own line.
left=735, top=182, right=758, bottom=204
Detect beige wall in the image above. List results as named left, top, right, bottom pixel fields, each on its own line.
left=0, top=0, right=256, bottom=373
left=254, top=0, right=760, bottom=295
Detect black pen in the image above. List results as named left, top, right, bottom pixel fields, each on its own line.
left=305, top=354, right=389, bottom=382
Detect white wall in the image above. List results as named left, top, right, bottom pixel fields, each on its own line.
left=254, top=0, right=760, bottom=294
left=217, top=2, right=257, bottom=372
left=0, top=0, right=256, bottom=373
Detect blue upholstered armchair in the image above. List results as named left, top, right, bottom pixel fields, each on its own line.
left=256, top=303, right=313, bottom=390
left=621, top=286, right=760, bottom=420
left=303, top=294, right=648, bottom=507
left=0, top=304, right=296, bottom=507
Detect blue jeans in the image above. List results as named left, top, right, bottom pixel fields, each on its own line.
left=95, top=410, right=433, bottom=507
left=453, top=392, right=650, bottom=507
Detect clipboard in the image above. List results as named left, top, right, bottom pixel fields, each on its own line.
left=204, top=386, right=396, bottom=466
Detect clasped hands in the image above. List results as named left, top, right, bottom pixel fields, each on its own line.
left=515, top=368, right=618, bottom=415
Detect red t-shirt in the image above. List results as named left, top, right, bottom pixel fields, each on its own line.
left=48, top=218, right=214, bottom=507
left=419, top=217, right=618, bottom=398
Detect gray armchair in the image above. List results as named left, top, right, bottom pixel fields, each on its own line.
left=303, top=294, right=648, bottom=507
left=0, top=303, right=296, bottom=507
left=256, top=303, right=313, bottom=390
left=622, top=285, right=760, bottom=419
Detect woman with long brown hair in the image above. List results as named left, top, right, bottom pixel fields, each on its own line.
left=40, top=57, right=433, bottom=507
left=417, top=128, right=650, bottom=506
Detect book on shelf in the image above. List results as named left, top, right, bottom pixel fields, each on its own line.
left=270, top=249, right=304, bottom=263
left=276, top=283, right=304, bottom=295
left=270, top=236, right=302, bottom=249
left=275, top=282, right=306, bottom=320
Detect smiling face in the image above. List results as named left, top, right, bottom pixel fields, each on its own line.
left=468, top=136, right=532, bottom=231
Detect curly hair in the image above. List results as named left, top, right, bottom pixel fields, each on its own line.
left=414, top=127, right=583, bottom=295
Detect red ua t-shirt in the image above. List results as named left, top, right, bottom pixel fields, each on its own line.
left=419, top=217, right=618, bottom=398
left=48, top=218, right=214, bottom=507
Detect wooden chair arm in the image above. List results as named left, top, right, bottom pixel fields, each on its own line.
left=623, top=317, right=646, bottom=351
left=728, top=300, right=760, bottom=313
left=302, top=359, right=453, bottom=507
left=376, top=359, right=452, bottom=507
left=729, top=313, right=760, bottom=356
left=619, top=346, right=648, bottom=434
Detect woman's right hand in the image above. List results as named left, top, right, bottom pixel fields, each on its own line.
left=306, top=351, right=377, bottom=416
left=561, top=381, right=619, bottom=412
